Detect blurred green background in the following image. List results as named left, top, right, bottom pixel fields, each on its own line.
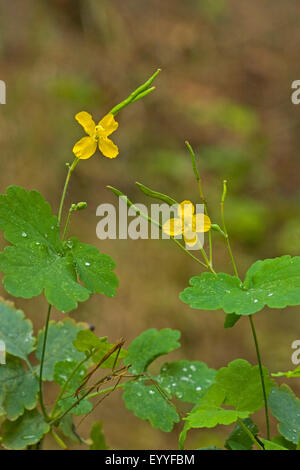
left=0, top=0, right=300, bottom=450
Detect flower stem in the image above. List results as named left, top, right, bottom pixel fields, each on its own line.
left=39, top=304, right=52, bottom=422
left=220, top=180, right=239, bottom=278
left=249, top=315, right=270, bottom=440
left=58, top=158, right=79, bottom=224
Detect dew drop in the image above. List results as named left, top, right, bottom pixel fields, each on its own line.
left=85, top=262, right=91, bottom=266
left=21, top=232, right=27, bottom=238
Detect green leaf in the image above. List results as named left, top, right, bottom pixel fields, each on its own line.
left=57, top=393, right=92, bottom=416
left=269, top=385, right=300, bottom=445
left=185, top=384, right=248, bottom=429
left=260, top=438, right=288, bottom=450
left=73, top=330, right=127, bottom=368
left=225, top=418, right=259, bottom=450
left=180, top=256, right=300, bottom=315
left=181, top=360, right=274, bottom=445
left=216, top=359, right=274, bottom=412
left=271, top=435, right=296, bottom=450
left=69, top=239, right=118, bottom=298
left=123, top=378, right=179, bottom=432
left=224, top=313, right=240, bottom=329
left=36, top=319, right=86, bottom=380
left=0, top=186, right=118, bottom=312
left=1, top=409, right=50, bottom=449
left=54, top=360, right=87, bottom=392
left=156, top=360, right=216, bottom=403
left=53, top=359, right=92, bottom=416
left=197, top=446, right=223, bottom=450
left=272, top=365, right=300, bottom=378
left=59, top=414, right=82, bottom=444
left=0, top=356, right=38, bottom=420
left=0, top=298, right=35, bottom=361
left=124, top=328, right=181, bottom=374
left=89, top=421, right=109, bottom=450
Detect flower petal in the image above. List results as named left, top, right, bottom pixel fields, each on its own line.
left=162, top=218, right=183, bottom=236
left=183, top=231, right=198, bottom=247
left=96, top=114, right=119, bottom=137
left=73, top=136, right=97, bottom=159
left=193, top=214, right=211, bottom=233
left=178, top=200, right=194, bottom=219
left=98, top=137, right=119, bottom=159
left=75, top=111, right=96, bottom=136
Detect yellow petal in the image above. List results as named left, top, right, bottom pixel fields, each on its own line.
left=162, top=218, right=183, bottom=236
left=75, top=111, right=96, bottom=136
left=178, top=200, right=194, bottom=218
left=184, top=231, right=198, bottom=247
left=73, top=136, right=97, bottom=159
left=96, top=114, right=119, bottom=137
left=98, top=137, right=119, bottom=159
left=193, top=214, right=211, bottom=233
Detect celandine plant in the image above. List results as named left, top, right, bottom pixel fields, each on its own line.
left=0, top=70, right=299, bottom=451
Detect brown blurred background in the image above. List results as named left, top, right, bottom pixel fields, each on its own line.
left=0, top=0, right=300, bottom=450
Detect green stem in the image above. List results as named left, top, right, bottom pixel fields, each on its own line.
left=220, top=181, right=239, bottom=278
left=249, top=316, right=271, bottom=440
left=86, top=382, right=125, bottom=399
left=62, top=206, right=74, bottom=241
left=221, top=180, right=270, bottom=440
left=50, top=429, right=68, bottom=450
left=58, top=158, right=79, bottom=224
left=39, top=304, right=52, bottom=422
left=237, top=418, right=264, bottom=450
left=171, top=238, right=207, bottom=268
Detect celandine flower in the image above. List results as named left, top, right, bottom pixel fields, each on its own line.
left=73, top=111, right=119, bottom=159
left=163, top=200, right=211, bottom=247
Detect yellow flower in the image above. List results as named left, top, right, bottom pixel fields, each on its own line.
left=73, top=111, right=119, bottom=159
left=162, top=200, right=211, bottom=247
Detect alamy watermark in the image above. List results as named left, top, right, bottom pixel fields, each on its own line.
left=96, top=198, right=207, bottom=250
left=0, top=80, right=6, bottom=104
left=291, top=339, right=300, bottom=365
left=0, top=340, right=6, bottom=364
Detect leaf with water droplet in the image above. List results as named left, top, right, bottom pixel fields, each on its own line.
left=36, top=319, right=86, bottom=381
left=180, top=256, right=300, bottom=316
left=269, top=385, right=300, bottom=445
left=0, top=298, right=35, bottom=361
left=123, top=378, right=179, bottom=432
left=0, top=186, right=118, bottom=312
left=124, top=328, right=181, bottom=374
left=0, top=356, right=38, bottom=420
left=1, top=409, right=49, bottom=449
left=156, top=360, right=216, bottom=403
